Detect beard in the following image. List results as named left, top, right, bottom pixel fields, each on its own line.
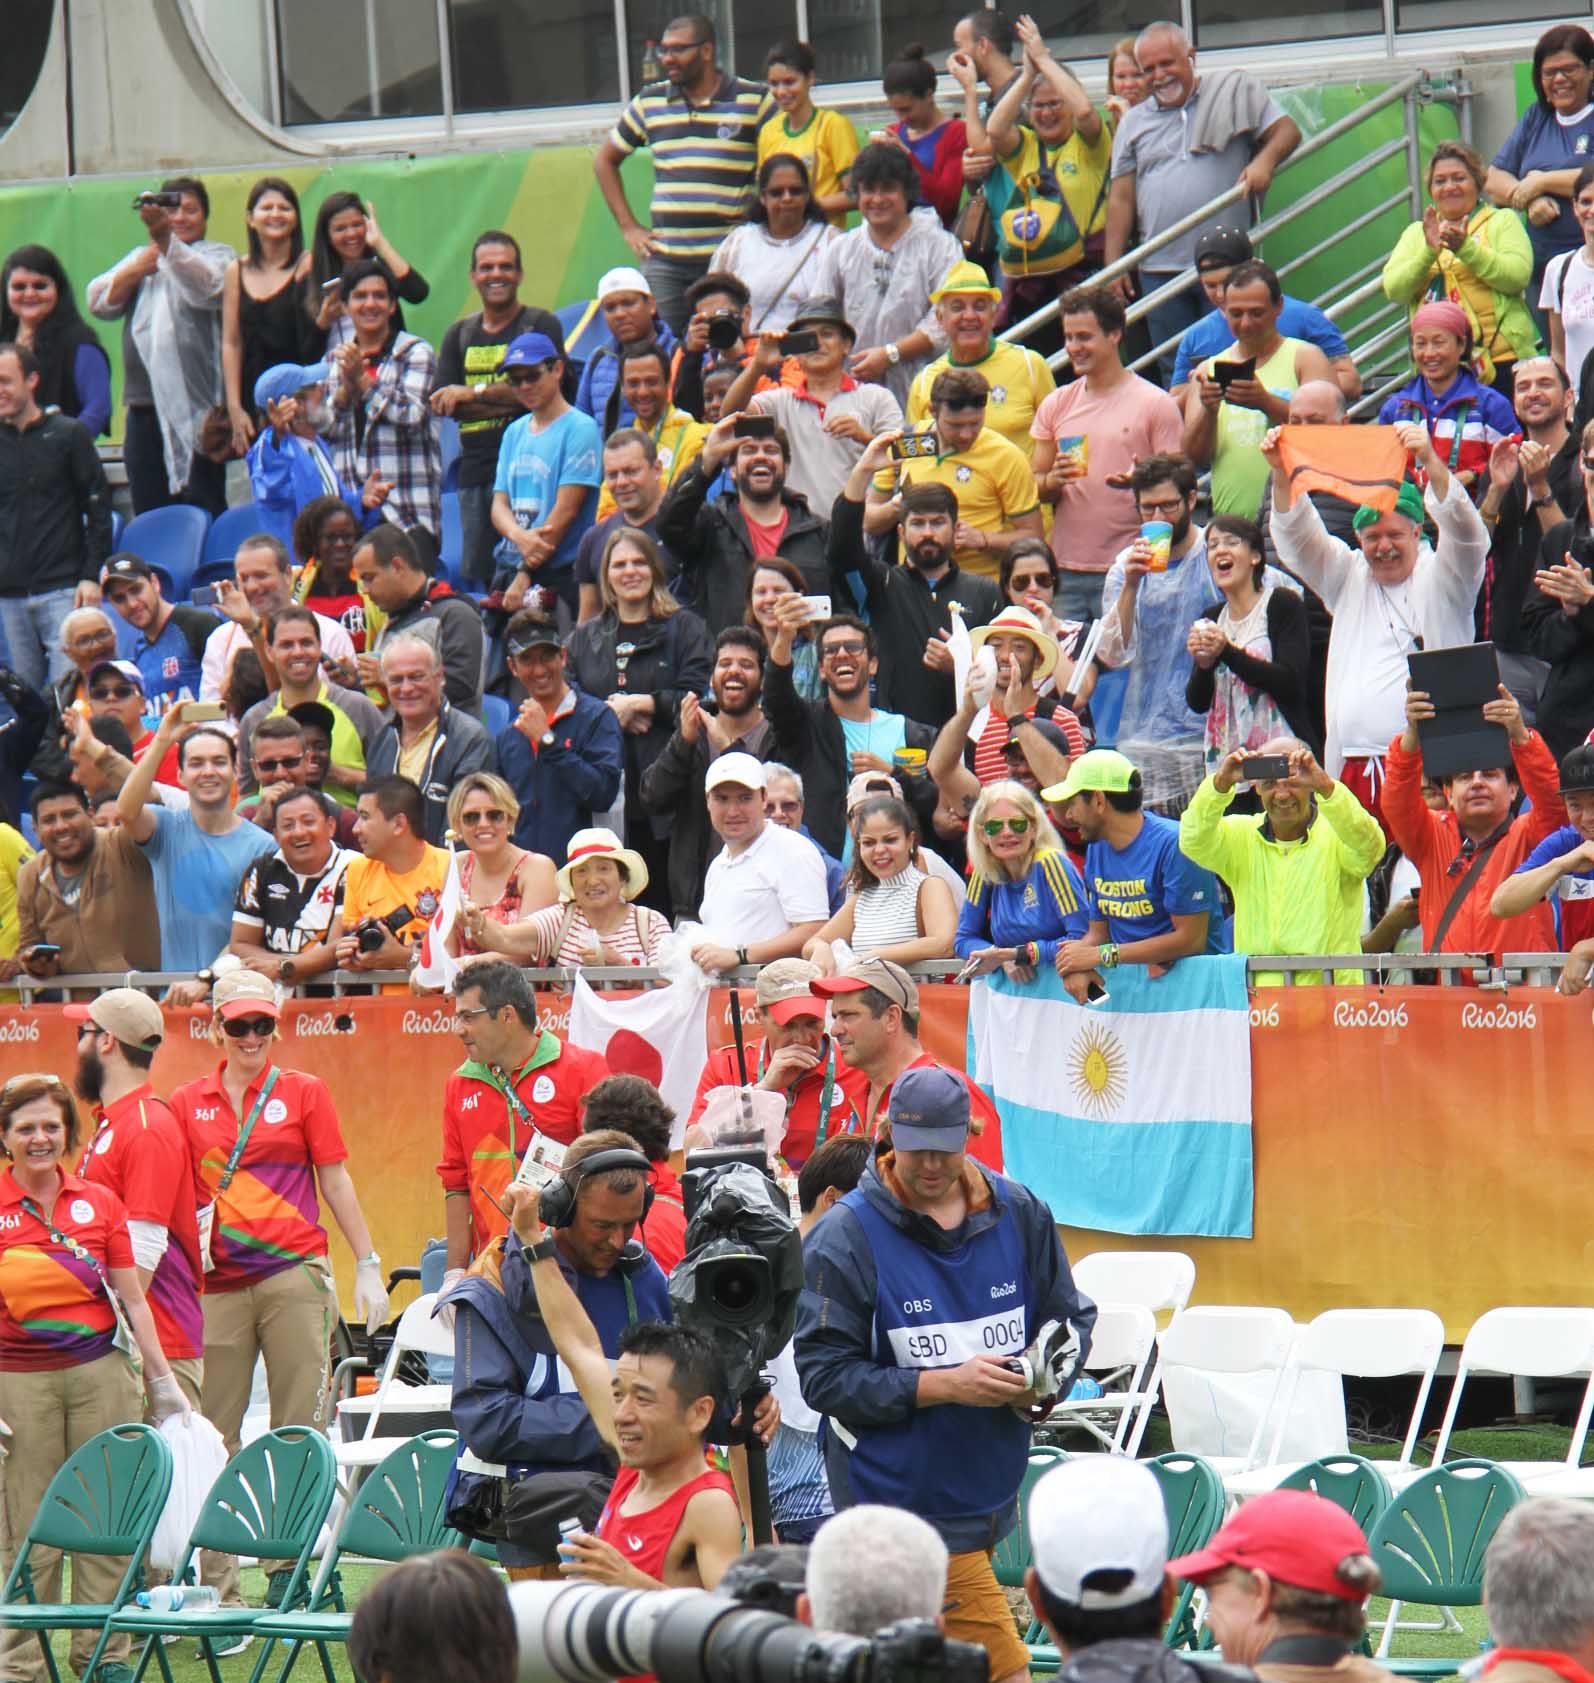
left=1170, top=509, right=1194, bottom=547
left=75, top=1047, right=105, bottom=1105
left=908, top=537, right=952, bottom=573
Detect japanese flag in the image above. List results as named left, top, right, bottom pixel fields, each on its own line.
left=569, top=970, right=710, bottom=1149
left=411, top=848, right=463, bottom=992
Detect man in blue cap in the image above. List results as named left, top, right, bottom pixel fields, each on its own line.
left=246, top=359, right=385, bottom=552
left=491, top=331, right=603, bottom=620
left=795, top=1063, right=1095, bottom=1683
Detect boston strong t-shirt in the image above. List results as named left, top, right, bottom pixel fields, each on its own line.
left=1082, top=810, right=1229, bottom=950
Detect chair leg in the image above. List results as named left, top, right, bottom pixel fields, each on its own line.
left=198, top=1632, right=226, bottom=1683
left=271, top=1637, right=304, bottom=1683
left=314, top=1640, right=338, bottom=1683
left=34, top=1626, right=64, bottom=1683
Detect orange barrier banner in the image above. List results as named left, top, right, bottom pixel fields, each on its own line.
left=4, top=984, right=1587, bottom=1340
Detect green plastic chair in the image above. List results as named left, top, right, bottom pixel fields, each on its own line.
left=251, top=1430, right=461, bottom=1683
left=0, top=1423, right=173, bottom=1683
left=1367, top=1457, right=1525, bottom=1674
left=993, top=1445, right=1068, bottom=1589
left=110, top=1425, right=337, bottom=1683
left=1277, top=1453, right=1393, bottom=1535
left=1146, top=1452, right=1226, bottom=1650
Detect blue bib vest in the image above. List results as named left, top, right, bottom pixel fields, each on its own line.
left=838, top=1183, right=1033, bottom=1533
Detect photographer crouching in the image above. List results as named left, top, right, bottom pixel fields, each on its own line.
left=795, top=1068, right=1096, bottom=1683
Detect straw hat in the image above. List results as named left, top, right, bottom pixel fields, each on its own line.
left=556, top=827, right=649, bottom=902
left=970, top=605, right=1059, bottom=683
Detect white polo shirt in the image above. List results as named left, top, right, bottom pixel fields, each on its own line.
left=698, top=822, right=829, bottom=944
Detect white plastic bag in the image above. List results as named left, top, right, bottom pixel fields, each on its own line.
left=151, top=1412, right=230, bottom=1570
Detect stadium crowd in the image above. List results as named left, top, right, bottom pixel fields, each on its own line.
left=3, top=12, right=1594, bottom=1683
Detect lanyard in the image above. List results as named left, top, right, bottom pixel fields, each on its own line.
left=217, top=1068, right=280, bottom=1196
left=17, top=1187, right=136, bottom=1357
left=488, top=1060, right=546, bottom=1165
left=758, top=1038, right=841, bottom=1150
left=622, top=1272, right=638, bottom=1325
left=80, top=1098, right=149, bottom=1173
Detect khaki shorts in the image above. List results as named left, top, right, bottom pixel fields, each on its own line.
left=943, top=1546, right=1030, bottom=1682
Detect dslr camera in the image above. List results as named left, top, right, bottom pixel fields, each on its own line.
left=706, top=310, right=743, bottom=351
left=354, top=903, right=414, bottom=954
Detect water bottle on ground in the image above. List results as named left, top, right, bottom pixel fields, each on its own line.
left=136, top=1584, right=221, bottom=1612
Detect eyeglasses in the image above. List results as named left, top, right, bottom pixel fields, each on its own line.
left=254, top=755, right=304, bottom=775
left=451, top=1005, right=497, bottom=1025
left=981, top=816, right=1031, bottom=836
left=1543, top=63, right=1587, bottom=80
left=657, top=38, right=707, bottom=56
left=89, top=686, right=138, bottom=702
left=460, top=808, right=506, bottom=826
left=505, top=362, right=558, bottom=385
left=764, top=185, right=807, bottom=199
left=221, top=1016, right=277, bottom=1039
left=822, top=639, right=868, bottom=658
left=1138, top=496, right=1187, bottom=517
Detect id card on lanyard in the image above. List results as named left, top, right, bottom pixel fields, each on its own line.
left=19, top=1191, right=139, bottom=1361
left=494, top=1064, right=566, bottom=1193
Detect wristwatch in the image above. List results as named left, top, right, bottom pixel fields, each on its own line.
left=526, top=1234, right=560, bottom=1264
left=470, top=382, right=488, bottom=398
left=1098, top=942, right=1120, bottom=970
left=539, top=728, right=556, bottom=747
left=884, top=343, right=902, bottom=367
left=1530, top=489, right=1557, bottom=508
left=736, top=946, right=750, bottom=967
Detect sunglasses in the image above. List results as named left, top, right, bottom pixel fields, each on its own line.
left=221, top=1015, right=277, bottom=1039
left=764, top=185, right=807, bottom=199
left=254, top=755, right=304, bottom=775
left=90, top=686, right=138, bottom=702
left=460, top=807, right=507, bottom=826
left=981, top=816, right=1031, bottom=836
left=505, top=362, right=558, bottom=385
left=822, top=640, right=868, bottom=658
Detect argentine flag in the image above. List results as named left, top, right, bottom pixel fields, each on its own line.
left=967, top=956, right=1253, bottom=1237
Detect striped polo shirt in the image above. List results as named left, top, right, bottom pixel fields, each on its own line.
left=610, top=72, right=773, bottom=260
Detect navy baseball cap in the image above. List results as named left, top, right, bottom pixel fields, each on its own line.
left=502, top=331, right=560, bottom=370
left=886, top=1066, right=971, bottom=1153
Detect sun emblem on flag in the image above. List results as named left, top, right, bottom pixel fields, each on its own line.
left=1068, top=1023, right=1127, bottom=1120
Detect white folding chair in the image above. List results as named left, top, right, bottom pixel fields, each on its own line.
left=333, top=1292, right=455, bottom=1472
left=1047, top=1302, right=1159, bottom=1452
left=1072, top=1251, right=1196, bottom=1321
left=1399, top=1306, right=1594, bottom=1497
left=1224, top=1308, right=1445, bottom=1499
left=1158, top=1305, right=1298, bottom=1477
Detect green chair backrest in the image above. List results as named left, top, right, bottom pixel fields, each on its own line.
left=993, top=1446, right=1069, bottom=1589
left=1368, top=1457, right=1525, bottom=1607
left=2, top=1424, right=172, bottom=1595
left=179, top=1427, right=336, bottom=1577
left=1146, top=1452, right=1225, bottom=1650
left=1278, top=1454, right=1392, bottom=1535
left=335, top=1431, right=460, bottom=1562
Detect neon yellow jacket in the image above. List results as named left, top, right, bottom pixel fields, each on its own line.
left=1178, top=774, right=1386, bottom=985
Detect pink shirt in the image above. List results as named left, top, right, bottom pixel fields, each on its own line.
left=1031, top=374, right=1183, bottom=574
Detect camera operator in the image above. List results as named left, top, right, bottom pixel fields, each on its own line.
left=795, top=1065, right=1096, bottom=1683
left=801, top=1504, right=948, bottom=1637
left=328, top=774, right=450, bottom=979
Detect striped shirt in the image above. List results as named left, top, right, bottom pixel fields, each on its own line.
left=611, top=74, right=773, bottom=260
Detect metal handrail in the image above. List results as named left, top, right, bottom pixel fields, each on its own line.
left=1274, top=193, right=1408, bottom=284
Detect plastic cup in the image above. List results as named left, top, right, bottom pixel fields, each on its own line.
left=1140, top=521, right=1172, bottom=572
left=1057, top=434, right=1088, bottom=474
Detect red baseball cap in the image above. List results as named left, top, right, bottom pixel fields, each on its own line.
left=1166, top=1490, right=1372, bottom=1600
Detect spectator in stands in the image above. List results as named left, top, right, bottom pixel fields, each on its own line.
left=1487, top=26, right=1594, bottom=314
left=229, top=786, right=353, bottom=983
left=306, top=191, right=428, bottom=349
left=1376, top=302, right=1517, bottom=491
left=353, top=524, right=485, bottom=714
left=742, top=557, right=821, bottom=700
left=1, top=244, right=111, bottom=437
left=866, top=367, right=1042, bottom=579
left=970, top=19, right=1112, bottom=350
left=574, top=268, right=676, bottom=426
left=1047, top=748, right=1227, bottom=1002
left=955, top=778, right=1089, bottom=979
left=1544, top=167, right=1594, bottom=390
left=1479, top=357, right=1573, bottom=717
left=594, top=15, right=771, bottom=334
left=201, top=532, right=355, bottom=703
left=766, top=762, right=848, bottom=914
left=0, top=341, right=113, bottom=690
left=833, top=442, right=1002, bottom=726
left=691, top=752, right=829, bottom=973
left=431, top=231, right=567, bottom=587
left=237, top=715, right=356, bottom=844
left=1103, top=27, right=1299, bottom=378
left=1104, top=36, right=1148, bottom=119
left=766, top=605, right=938, bottom=860
left=221, top=177, right=317, bottom=456
left=78, top=661, right=172, bottom=787
left=1186, top=515, right=1316, bottom=775
left=659, top=411, right=830, bottom=634
left=491, top=331, right=602, bottom=620
left=734, top=296, right=904, bottom=516
left=1490, top=743, right=1594, bottom=946
left=496, top=604, right=623, bottom=860
left=1173, top=226, right=1360, bottom=403
left=815, top=143, right=963, bottom=407
left=223, top=648, right=270, bottom=736
left=247, top=360, right=381, bottom=551
left=292, top=494, right=371, bottom=652
left=116, top=712, right=276, bottom=971
left=575, top=428, right=677, bottom=623
left=639, top=625, right=774, bottom=916
left=239, top=606, right=383, bottom=805
left=366, top=634, right=495, bottom=845
left=327, top=773, right=450, bottom=977
left=86, top=178, right=231, bottom=515
left=806, top=794, right=957, bottom=972
left=1387, top=683, right=1565, bottom=953
left=758, top=43, right=860, bottom=229
left=98, top=554, right=219, bottom=716
left=1033, top=285, right=1183, bottom=619
left=1000, top=545, right=1094, bottom=700
left=437, top=771, right=556, bottom=962
left=1482, top=1499, right=1594, bottom=1683
left=1180, top=741, right=1384, bottom=984
left=1524, top=420, right=1594, bottom=757
left=326, top=258, right=441, bottom=538
left=16, top=781, right=160, bottom=979
left=47, top=607, right=119, bottom=738
left=880, top=47, right=967, bottom=230
left=1384, top=144, right=1536, bottom=397
left=1185, top=261, right=1334, bottom=519
left=1262, top=422, right=1490, bottom=826
left=1097, top=454, right=1211, bottom=813
left=597, top=343, right=706, bottom=515
left=671, top=272, right=758, bottom=421
left=580, top=1074, right=687, bottom=1274
left=803, top=1506, right=948, bottom=1635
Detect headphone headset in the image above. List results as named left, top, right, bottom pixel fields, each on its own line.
left=538, top=1147, right=655, bottom=1229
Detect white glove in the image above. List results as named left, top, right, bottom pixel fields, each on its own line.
left=354, top=1260, right=390, bottom=1335
left=966, top=645, right=997, bottom=709
left=147, top=1373, right=189, bottom=1424
left=435, top=1267, right=466, bottom=1334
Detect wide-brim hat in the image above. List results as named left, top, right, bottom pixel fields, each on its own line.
left=557, top=827, right=650, bottom=902
left=970, top=605, right=1059, bottom=683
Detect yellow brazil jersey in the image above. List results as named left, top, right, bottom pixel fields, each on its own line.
left=0, top=823, right=33, bottom=971
left=872, top=425, right=1041, bottom=580
left=907, top=340, right=1057, bottom=458
left=596, top=407, right=708, bottom=521
left=758, top=107, right=861, bottom=228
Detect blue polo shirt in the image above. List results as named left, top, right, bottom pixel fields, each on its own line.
left=1082, top=811, right=1229, bottom=950
left=493, top=407, right=602, bottom=574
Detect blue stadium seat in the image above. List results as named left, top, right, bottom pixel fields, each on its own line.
left=109, top=509, right=125, bottom=550
left=119, top=505, right=209, bottom=602
left=438, top=489, right=463, bottom=579
left=190, top=558, right=239, bottom=592
left=480, top=692, right=513, bottom=737
left=438, top=417, right=461, bottom=493
left=202, top=502, right=266, bottom=565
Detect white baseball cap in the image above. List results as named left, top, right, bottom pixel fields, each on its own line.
left=704, top=751, right=768, bottom=794
left=596, top=266, right=652, bottom=302
left=1029, top=1457, right=1168, bottom=1609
